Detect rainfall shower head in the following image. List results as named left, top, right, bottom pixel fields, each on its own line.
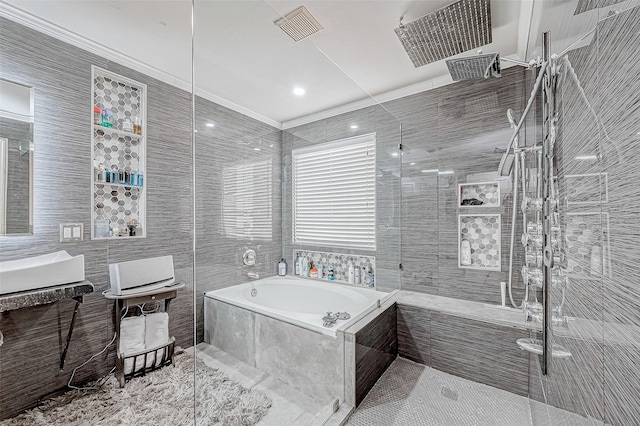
left=446, top=52, right=501, bottom=81
left=395, top=0, right=492, bottom=68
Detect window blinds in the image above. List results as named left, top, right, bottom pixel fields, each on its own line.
left=223, top=159, right=272, bottom=241
left=292, top=133, right=376, bottom=250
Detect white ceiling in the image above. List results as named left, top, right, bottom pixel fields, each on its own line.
left=2, top=0, right=637, bottom=128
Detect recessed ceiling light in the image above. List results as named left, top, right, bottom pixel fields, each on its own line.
left=575, top=154, right=597, bottom=160
left=391, top=152, right=399, bottom=157
left=438, top=170, right=454, bottom=175
left=421, top=169, right=439, bottom=173
left=350, top=125, right=359, bottom=129
left=293, top=87, right=306, bottom=96
left=206, top=123, right=215, bottom=128
left=254, top=148, right=261, bottom=151
left=193, top=130, right=198, bottom=133
left=270, top=144, right=274, bottom=147
left=409, top=162, right=416, bottom=166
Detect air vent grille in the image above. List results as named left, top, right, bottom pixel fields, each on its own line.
left=276, top=6, right=323, bottom=42
left=395, top=0, right=492, bottom=68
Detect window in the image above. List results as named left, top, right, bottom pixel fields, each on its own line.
left=223, top=159, right=272, bottom=240
left=292, top=133, right=376, bottom=250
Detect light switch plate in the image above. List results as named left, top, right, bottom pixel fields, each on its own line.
left=60, top=223, right=83, bottom=242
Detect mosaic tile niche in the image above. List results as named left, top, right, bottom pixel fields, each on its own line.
left=458, top=214, right=501, bottom=270
left=293, top=250, right=376, bottom=288
left=565, top=212, right=611, bottom=277
left=91, top=66, right=146, bottom=239
left=458, top=182, right=500, bottom=207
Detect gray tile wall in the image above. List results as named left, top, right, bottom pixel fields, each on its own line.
left=397, top=304, right=530, bottom=397
left=194, top=96, right=282, bottom=343
left=0, top=18, right=194, bottom=419
left=355, top=303, right=397, bottom=406
left=282, top=107, right=402, bottom=293
left=530, top=5, right=640, bottom=426
left=283, top=67, right=530, bottom=305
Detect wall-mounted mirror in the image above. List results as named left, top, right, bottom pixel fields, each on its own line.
left=0, top=79, right=34, bottom=235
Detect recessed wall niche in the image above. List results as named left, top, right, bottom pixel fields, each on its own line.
left=91, top=66, right=147, bottom=239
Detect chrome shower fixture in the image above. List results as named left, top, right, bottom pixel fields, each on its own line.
left=395, top=0, right=492, bottom=68
left=446, top=52, right=501, bottom=81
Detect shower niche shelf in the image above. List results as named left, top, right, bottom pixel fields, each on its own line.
left=90, top=66, right=147, bottom=240
left=458, top=181, right=500, bottom=207
left=458, top=214, right=501, bottom=271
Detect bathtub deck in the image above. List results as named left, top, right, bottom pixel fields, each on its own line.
left=193, top=342, right=337, bottom=426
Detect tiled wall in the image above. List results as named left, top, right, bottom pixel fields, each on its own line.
left=0, top=18, right=195, bottom=419
left=193, top=96, right=282, bottom=343
left=355, top=303, right=397, bottom=406
left=282, top=107, right=402, bottom=293
left=529, top=5, right=640, bottom=426
left=283, top=66, right=531, bottom=304
left=397, top=304, right=530, bottom=397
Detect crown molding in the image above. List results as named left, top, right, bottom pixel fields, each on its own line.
left=0, top=2, right=282, bottom=130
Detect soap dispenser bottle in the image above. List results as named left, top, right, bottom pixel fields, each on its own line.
left=278, top=259, right=287, bottom=276
left=348, top=263, right=355, bottom=284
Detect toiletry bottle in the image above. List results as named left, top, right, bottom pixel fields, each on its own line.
left=461, top=239, right=472, bottom=266
left=303, top=257, right=310, bottom=277
left=105, top=167, right=111, bottom=183
left=328, top=265, right=335, bottom=281
left=130, top=170, right=137, bottom=186
left=101, top=109, right=109, bottom=127
left=137, top=171, right=144, bottom=187
left=365, top=265, right=375, bottom=288
left=94, top=106, right=102, bottom=125
left=348, top=264, right=355, bottom=284
left=500, top=281, right=506, bottom=307
left=123, top=117, right=134, bottom=133
left=355, top=265, right=361, bottom=285
left=317, top=264, right=323, bottom=279
left=278, top=259, right=287, bottom=276
left=133, top=116, right=142, bottom=135
left=97, top=163, right=105, bottom=182
left=310, top=267, right=318, bottom=278
left=295, top=256, right=300, bottom=275
left=124, top=170, right=130, bottom=185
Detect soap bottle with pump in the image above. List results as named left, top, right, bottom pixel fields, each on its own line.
left=278, top=259, right=287, bottom=276
left=354, top=265, right=361, bottom=285
left=348, top=263, right=355, bottom=284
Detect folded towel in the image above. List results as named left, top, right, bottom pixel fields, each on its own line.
left=120, top=316, right=146, bottom=374
left=144, top=312, right=170, bottom=368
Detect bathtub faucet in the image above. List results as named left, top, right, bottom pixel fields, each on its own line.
left=247, top=271, right=260, bottom=279
left=322, top=311, right=351, bottom=328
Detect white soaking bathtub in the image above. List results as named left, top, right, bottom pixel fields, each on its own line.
left=204, top=275, right=395, bottom=404
left=205, top=275, right=388, bottom=336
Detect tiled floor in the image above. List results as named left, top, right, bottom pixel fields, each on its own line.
left=348, top=358, right=604, bottom=426
left=192, top=343, right=336, bottom=426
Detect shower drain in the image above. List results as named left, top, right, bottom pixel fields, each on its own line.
left=251, top=289, right=257, bottom=297
left=441, top=386, right=459, bottom=401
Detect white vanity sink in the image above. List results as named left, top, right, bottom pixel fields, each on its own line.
left=0, top=251, right=85, bottom=295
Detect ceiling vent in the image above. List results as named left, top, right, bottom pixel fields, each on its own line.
left=275, top=6, right=323, bottom=42
left=395, top=0, right=492, bottom=68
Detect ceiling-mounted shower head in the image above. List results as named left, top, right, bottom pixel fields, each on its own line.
left=446, top=52, right=501, bottom=81
left=394, top=0, right=492, bottom=68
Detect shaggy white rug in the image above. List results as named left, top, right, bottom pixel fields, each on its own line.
left=1, top=352, right=271, bottom=426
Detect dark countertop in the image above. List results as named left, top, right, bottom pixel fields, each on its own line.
left=0, top=280, right=95, bottom=312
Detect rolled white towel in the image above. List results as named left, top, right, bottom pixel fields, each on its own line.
left=120, top=316, right=146, bottom=374
left=144, top=312, right=170, bottom=368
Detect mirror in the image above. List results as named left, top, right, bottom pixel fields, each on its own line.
left=0, top=79, right=34, bottom=235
